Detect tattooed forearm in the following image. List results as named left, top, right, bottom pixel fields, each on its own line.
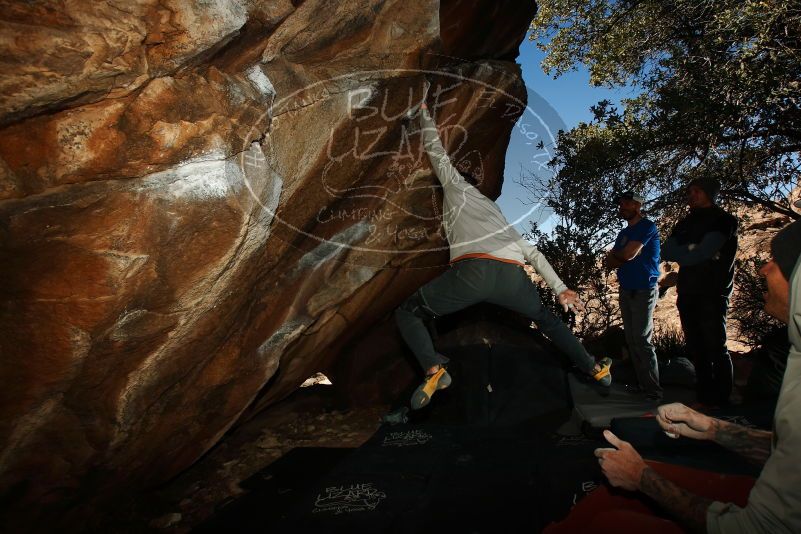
left=710, top=419, right=772, bottom=465
left=639, top=467, right=712, bottom=533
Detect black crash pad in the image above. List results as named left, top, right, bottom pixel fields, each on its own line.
left=196, top=343, right=609, bottom=533
left=197, top=423, right=608, bottom=533
left=567, top=373, right=697, bottom=430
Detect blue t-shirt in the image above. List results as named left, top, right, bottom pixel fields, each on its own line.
left=613, top=218, right=661, bottom=290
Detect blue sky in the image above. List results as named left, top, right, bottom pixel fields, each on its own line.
left=498, top=38, right=630, bottom=234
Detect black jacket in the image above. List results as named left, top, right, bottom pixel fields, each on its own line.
left=670, top=206, right=738, bottom=297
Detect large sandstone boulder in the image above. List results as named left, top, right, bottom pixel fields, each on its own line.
left=0, top=0, right=536, bottom=528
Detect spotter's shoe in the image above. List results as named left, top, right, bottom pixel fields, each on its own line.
left=593, top=357, right=612, bottom=387
left=411, top=367, right=451, bottom=410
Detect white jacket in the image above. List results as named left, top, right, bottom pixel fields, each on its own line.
left=707, top=255, right=801, bottom=534
left=419, top=107, right=567, bottom=296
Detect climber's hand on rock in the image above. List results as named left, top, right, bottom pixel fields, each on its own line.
left=404, top=79, right=430, bottom=121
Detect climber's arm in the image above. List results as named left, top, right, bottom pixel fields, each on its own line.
left=419, top=104, right=466, bottom=189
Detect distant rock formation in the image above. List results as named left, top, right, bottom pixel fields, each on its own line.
left=0, top=0, right=537, bottom=527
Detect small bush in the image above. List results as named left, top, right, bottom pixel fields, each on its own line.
left=529, top=226, right=621, bottom=339
left=731, top=256, right=783, bottom=348
left=652, top=325, right=688, bottom=361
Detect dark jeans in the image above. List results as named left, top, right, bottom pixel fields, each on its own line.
left=395, top=259, right=596, bottom=375
left=619, top=287, right=662, bottom=396
left=677, top=293, right=733, bottom=404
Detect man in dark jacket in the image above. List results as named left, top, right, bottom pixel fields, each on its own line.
left=662, top=177, right=738, bottom=405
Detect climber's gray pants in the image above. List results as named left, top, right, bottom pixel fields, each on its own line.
left=394, top=258, right=596, bottom=374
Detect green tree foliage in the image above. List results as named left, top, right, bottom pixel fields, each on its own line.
left=523, top=162, right=623, bottom=337
left=529, top=0, right=801, bottom=215
left=524, top=0, right=800, bottom=336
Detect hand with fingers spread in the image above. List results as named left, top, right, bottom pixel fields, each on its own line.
left=594, top=430, right=648, bottom=491
left=557, top=289, right=586, bottom=313
left=656, top=403, right=715, bottom=441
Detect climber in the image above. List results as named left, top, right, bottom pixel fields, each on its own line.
left=394, top=81, right=612, bottom=410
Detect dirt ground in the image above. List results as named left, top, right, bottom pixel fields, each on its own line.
left=107, top=384, right=388, bottom=532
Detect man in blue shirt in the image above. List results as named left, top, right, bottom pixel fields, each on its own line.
left=606, top=191, right=663, bottom=400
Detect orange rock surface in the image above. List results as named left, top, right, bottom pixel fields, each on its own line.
left=0, top=0, right=537, bottom=528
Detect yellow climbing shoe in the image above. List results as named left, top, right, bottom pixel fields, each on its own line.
left=411, top=367, right=452, bottom=410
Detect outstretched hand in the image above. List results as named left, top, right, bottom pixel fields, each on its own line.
left=594, top=430, right=647, bottom=491
left=656, top=403, right=715, bottom=441
left=404, top=79, right=431, bottom=122
left=558, top=289, right=586, bottom=313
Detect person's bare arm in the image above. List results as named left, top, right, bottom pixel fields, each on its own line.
left=605, top=240, right=643, bottom=269
left=656, top=403, right=772, bottom=465
left=595, top=430, right=712, bottom=533
left=605, top=251, right=625, bottom=269
left=639, top=466, right=713, bottom=532
left=707, top=419, right=772, bottom=465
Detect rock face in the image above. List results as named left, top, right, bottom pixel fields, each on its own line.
left=0, top=0, right=536, bottom=527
